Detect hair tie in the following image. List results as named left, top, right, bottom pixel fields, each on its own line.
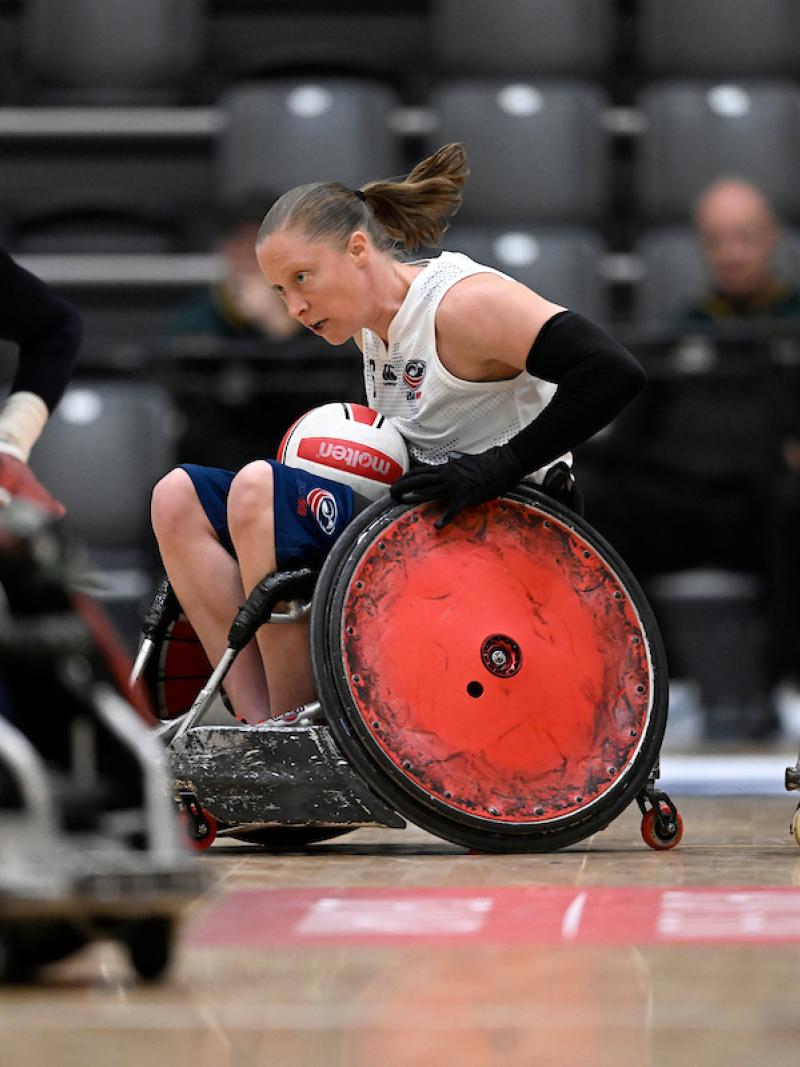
left=354, top=188, right=367, bottom=203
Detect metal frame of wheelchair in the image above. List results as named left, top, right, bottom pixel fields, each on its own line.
left=134, top=486, right=690, bottom=854
left=787, top=758, right=800, bottom=846
left=0, top=504, right=206, bottom=983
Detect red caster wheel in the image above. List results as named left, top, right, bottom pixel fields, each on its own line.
left=179, top=798, right=218, bottom=851
left=641, top=803, right=684, bottom=850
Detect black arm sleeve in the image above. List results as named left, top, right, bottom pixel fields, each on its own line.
left=0, top=247, right=82, bottom=411
left=504, top=310, right=646, bottom=474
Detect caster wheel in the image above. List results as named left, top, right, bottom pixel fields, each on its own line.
left=641, top=804, right=684, bottom=850
left=125, top=918, right=174, bottom=982
left=791, top=808, right=800, bottom=848
left=0, top=930, right=27, bottom=984
left=0, top=923, right=87, bottom=983
left=180, top=804, right=217, bottom=851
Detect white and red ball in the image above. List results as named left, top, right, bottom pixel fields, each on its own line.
left=277, top=402, right=409, bottom=501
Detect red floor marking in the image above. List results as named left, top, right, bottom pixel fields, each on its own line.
left=189, top=886, right=800, bottom=949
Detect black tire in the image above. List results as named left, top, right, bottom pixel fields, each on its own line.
left=126, top=917, right=174, bottom=982
left=0, top=929, right=26, bottom=983
left=230, top=827, right=353, bottom=848
left=311, top=488, right=669, bottom=853
left=0, top=922, right=88, bottom=982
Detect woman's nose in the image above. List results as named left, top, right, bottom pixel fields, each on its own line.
left=285, top=292, right=309, bottom=319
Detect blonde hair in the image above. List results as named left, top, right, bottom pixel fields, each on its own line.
left=256, top=143, right=469, bottom=254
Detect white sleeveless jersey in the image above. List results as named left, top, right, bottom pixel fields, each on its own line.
left=361, top=251, right=571, bottom=482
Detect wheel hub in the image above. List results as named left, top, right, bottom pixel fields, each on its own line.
left=481, top=634, right=522, bottom=677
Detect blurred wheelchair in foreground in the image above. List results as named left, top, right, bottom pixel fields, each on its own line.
left=135, top=486, right=686, bottom=854
left=787, top=757, right=800, bottom=846
left=0, top=504, right=206, bottom=983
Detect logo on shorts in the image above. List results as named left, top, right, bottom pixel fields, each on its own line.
left=403, top=359, right=426, bottom=390
left=307, top=487, right=338, bottom=536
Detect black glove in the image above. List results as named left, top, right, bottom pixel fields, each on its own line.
left=390, top=446, right=524, bottom=529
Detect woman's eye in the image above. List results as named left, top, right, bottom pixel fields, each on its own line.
left=296, top=272, right=309, bottom=284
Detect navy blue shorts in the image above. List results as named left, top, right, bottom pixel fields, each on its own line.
left=181, top=460, right=356, bottom=569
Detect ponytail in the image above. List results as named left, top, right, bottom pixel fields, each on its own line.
left=360, top=142, right=469, bottom=251
left=257, top=143, right=469, bottom=254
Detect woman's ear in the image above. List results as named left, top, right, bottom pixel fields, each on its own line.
left=347, top=229, right=370, bottom=264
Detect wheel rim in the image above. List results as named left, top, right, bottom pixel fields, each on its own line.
left=147, top=613, right=211, bottom=721
left=314, top=490, right=667, bottom=846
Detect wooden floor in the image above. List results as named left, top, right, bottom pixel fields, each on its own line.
left=3, top=792, right=800, bottom=1067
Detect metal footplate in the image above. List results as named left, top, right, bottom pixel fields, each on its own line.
left=167, top=723, right=406, bottom=830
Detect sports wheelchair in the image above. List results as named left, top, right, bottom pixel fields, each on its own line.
left=0, top=504, right=206, bottom=983
left=135, top=486, right=684, bottom=854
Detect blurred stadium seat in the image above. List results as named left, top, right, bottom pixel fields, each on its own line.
left=7, top=202, right=182, bottom=256
left=11, top=252, right=219, bottom=346
left=204, top=1, right=428, bottom=93
left=217, top=79, right=403, bottom=206
left=21, top=0, right=205, bottom=104
left=42, top=278, right=209, bottom=345
left=31, top=381, right=180, bottom=648
left=634, top=228, right=709, bottom=324
left=649, top=568, right=772, bottom=739
left=637, top=81, right=800, bottom=225
left=431, top=0, right=614, bottom=79
left=428, top=80, right=610, bottom=225
left=0, top=112, right=217, bottom=248
left=445, top=225, right=608, bottom=322
left=638, top=0, right=800, bottom=79
left=635, top=226, right=800, bottom=323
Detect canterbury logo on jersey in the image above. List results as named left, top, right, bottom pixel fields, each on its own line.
left=382, top=365, right=397, bottom=383
left=297, top=438, right=404, bottom=483
left=306, top=488, right=338, bottom=535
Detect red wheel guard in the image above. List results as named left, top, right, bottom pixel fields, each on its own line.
left=341, top=500, right=652, bottom=824
left=155, top=614, right=211, bottom=720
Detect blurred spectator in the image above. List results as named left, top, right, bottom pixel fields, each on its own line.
left=170, top=197, right=302, bottom=342
left=167, top=198, right=338, bottom=471
left=682, top=178, right=800, bottom=323
left=679, top=181, right=800, bottom=732
left=584, top=180, right=800, bottom=738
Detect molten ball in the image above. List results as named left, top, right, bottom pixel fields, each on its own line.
left=277, top=402, right=409, bottom=501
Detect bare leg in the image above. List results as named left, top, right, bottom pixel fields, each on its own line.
left=227, top=461, right=316, bottom=715
left=151, top=468, right=269, bottom=722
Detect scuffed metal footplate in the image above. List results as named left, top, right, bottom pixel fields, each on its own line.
left=167, top=724, right=405, bottom=829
